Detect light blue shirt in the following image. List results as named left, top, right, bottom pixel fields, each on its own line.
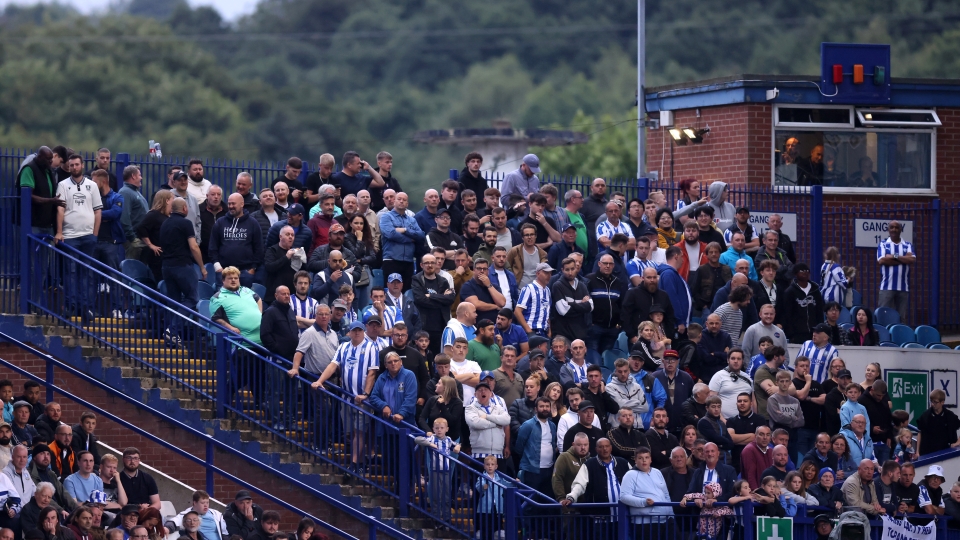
left=199, top=511, right=219, bottom=540
left=619, top=468, right=674, bottom=523
left=63, top=472, right=103, bottom=503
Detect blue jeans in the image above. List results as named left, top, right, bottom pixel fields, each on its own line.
left=62, top=235, right=97, bottom=314
left=95, top=241, right=124, bottom=312
left=162, top=265, right=199, bottom=335
left=587, top=325, right=620, bottom=368
left=31, top=226, right=55, bottom=290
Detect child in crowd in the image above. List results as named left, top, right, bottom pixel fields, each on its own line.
left=678, top=323, right=709, bottom=381
left=839, top=383, right=869, bottom=432
left=893, top=427, right=917, bottom=464
left=0, top=379, right=13, bottom=423
left=728, top=480, right=756, bottom=540
left=414, top=331, right=435, bottom=375
left=414, top=418, right=460, bottom=530
left=338, top=285, right=359, bottom=325
left=748, top=337, right=773, bottom=377
left=474, top=455, right=511, bottom=540
left=648, top=305, right=671, bottom=359
left=753, top=476, right=795, bottom=517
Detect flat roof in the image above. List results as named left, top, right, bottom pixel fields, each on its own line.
left=645, top=74, right=960, bottom=112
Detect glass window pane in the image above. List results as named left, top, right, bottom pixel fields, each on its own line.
left=773, top=130, right=931, bottom=189
left=777, top=107, right=851, bottom=125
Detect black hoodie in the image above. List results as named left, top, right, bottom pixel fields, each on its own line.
left=776, top=279, right=824, bottom=344
left=208, top=212, right=264, bottom=271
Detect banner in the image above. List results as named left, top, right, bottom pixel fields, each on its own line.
left=881, top=515, right=936, bottom=540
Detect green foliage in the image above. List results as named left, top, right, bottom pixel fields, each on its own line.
left=532, top=111, right=638, bottom=179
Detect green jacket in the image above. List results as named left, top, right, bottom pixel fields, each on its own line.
left=551, top=446, right=589, bottom=500
left=28, top=460, right=78, bottom=513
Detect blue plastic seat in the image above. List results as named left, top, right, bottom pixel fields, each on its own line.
left=204, top=263, right=217, bottom=285
left=837, top=307, right=851, bottom=324
left=928, top=343, right=950, bottom=350
left=955, top=345, right=960, bottom=351
left=840, top=323, right=853, bottom=332
left=120, top=259, right=155, bottom=288
left=196, top=299, right=211, bottom=317
left=601, top=350, right=623, bottom=371
left=197, top=281, right=215, bottom=301
left=158, top=280, right=168, bottom=297
left=616, top=332, right=629, bottom=354
left=889, top=324, right=916, bottom=346
left=874, top=307, right=900, bottom=327
left=850, top=289, right=862, bottom=308
left=873, top=324, right=891, bottom=343
left=691, top=317, right=704, bottom=326
left=915, top=325, right=941, bottom=347
left=252, top=283, right=266, bottom=299
left=879, top=341, right=898, bottom=347
left=902, top=342, right=925, bottom=349
left=371, top=269, right=384, bottom=288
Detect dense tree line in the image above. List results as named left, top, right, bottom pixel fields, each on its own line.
left=1, top=0, right=959, bottom=197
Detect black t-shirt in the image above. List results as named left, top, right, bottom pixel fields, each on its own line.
left=726, top=412, right=766, bottom=472
left=894, top=482, right=921, bottom=511
left=120, top=469, right=159, bottom=506
left=794, top=376, right=824, bottom=431
left=823, top=388, right=844, bottom=435
left=159, top=214, right=197, bottom=267
left=916, top=407, right=960, bottom=455
left=332, top=171, right=368, bottom=198
left=271, top=175, right=305, bottom=204
left=760, top=466, right=788, bottom=484
left=822, top=379, right=839, bottom=396
left=102, top=477, right=120, bottom=503
left=522, top=215, right=557, bottom=245
left=302, top=172, right=329, bottom=213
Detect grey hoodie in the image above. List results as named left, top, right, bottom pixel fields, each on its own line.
left=707, top=181, right=737, bottom=231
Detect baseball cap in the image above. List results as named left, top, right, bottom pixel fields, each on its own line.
left=235, top=490, right=253, bottom=501
left=836, top=369, right=853, bottom=379
left=331, top=299, right=349, bottom=311
left=479, top=370, right=496, bottom=382
left=648, top=303, right=665, bottom=315
left=578, top=400, right=595, bottom=411
left=173, top=170, right=188, bottom=180
left=347, top=321, right=365, bottom=332
left=812, top=323, right=831, bottom=335
left=926, top=465, right=946, bottom=481
left=476, top=319, right=494, bottom=329
left=528, top=335, right=549, bottom=349
left=814, top=515, right=833, bottom=526
left=736, top=206, right=750, bottom=214
left=387, top=273, right=403, bottom=283
left=286, top=203, right=304, bottom=216
left=12, top=400, right=30, bottom=411
left=663, top=349, right=679, bottom=360
left=628, top=347, right=646, bottom=358
left=522, top=154, right=541, bottom=174
left=87, top=491, right=108, bottom=505
left=528, top=350, right=545, bottom=361
left=364, top=314, right=382, bottom=325
left=121, top=505, right=141, bottom=516
left=561, top=223, right=577, bottom=232
left=535, top=262, right=554, bottom=273
left=329, top=223, right=345, bottom=233
left=436, top=207, right=451, bottom=217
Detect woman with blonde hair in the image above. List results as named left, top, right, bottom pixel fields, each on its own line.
left=418, top=375, right=463, bottom=441
left=137, top=190, right=175, bottom=283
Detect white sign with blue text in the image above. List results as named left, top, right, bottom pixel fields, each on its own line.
left=854, top=219, right=913, bottom=249
left=932, top=370, right=958, bottom=408
left=749, top=212, right=797, bottom=243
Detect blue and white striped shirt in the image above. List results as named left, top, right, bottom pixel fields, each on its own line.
left=441, top=321, right=477, bottom=350
left=517, top=281, right=551, bottom=331
left=425, top=435, right=456, bottom=472
left=627, top=257, right=659, bottom=281
left=604, top=459, right=621, bottom=506
left=877, top=239, right=914, bottom=292
left=797, top=340, right=839, bottom=383
left=596, top=219, right=634, bottom=243
left=290, top=295, right=319, bottom=335
left=820, top=262, right=848, bottom=304
left=332, top=340, right=380, bottom=396
left=364, top=305, right=402, bottom=344
left=919, top=484, right=943, bottom=509
left=364, top=335, right=390, bottom=352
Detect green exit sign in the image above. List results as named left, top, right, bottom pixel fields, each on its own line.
left=757, top=516, right=793, bottom=540
left=887, top=370, right=929, bottom=423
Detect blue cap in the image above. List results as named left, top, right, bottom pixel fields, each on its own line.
left=286, top=203, right=304, bottom=216
left=387, top=273, right=403, bottom=283
left=87, top=491, right=108, bottom=505
left=479, top=370, right=496, bottom=381
left=522, top=154, right=541, bottom=174
left=347, top=321, right=365, bottom=332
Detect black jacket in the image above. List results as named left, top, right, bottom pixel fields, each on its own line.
left=69, top=424, right=100, bottom=470
left=776, top=280, right=825, bottom=344
left=418, top=395, right=464, bottom=442
left=199, top=201, right=227, bottom=262
left=582, top=386, right=621, bottom=432
left=549, top=276, right=592, bottom=341
left=585, top=271, right=626, bottom=329
left=262, top=244, right=298, bottom=305
left=370, top=169, right=403, bottom=213
left=306, top=243, right=360, bottom=281
left=645, top=428, right=680, bottom=470
left=577, top=457, right=630, bottom=513
left=378, top=345, right=429, bottom=394
left=224, top=502, right=263, bottom=540
left=681, top=396, right=707, bottom=431
left=621, top=285, right=677, bottom=341
left=250, top=207, right=287, bottom=248
left=458, top=167, right=489, bottom=212
left=16, top=157, right=58, bottom=228
left=607, top=425, right=649, bottom=462
left=411, top=273, right=455, bottom=332
left=509, top=397, right=536, bottom=450
left=259, top=302, right=299, bottom=360
left=35, top=414, right=63, bottom=445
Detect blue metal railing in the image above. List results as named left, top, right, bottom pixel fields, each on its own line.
left=0, top=329, right=412, bottom=540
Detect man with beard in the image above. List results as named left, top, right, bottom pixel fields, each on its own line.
left=561, top=438, right=629, bottom=538
left=461, top=213, right=482, bottom=255
left=472, top=226, right=499, bottom=265
left=56, top=153, right=103, bottom=320
left=184, top=160, right=211, bottom=205
left=550, top=257, right=593, bottom=342
left=494, top=308, right=528, bottom=357
left=468, top=319, right=502, bottom=372
left=18, top=146, right=64, bottom=236
left=678, top=220, right=707, bottom=280
left=623, top=267, right=677, bottom=344
left=643, top=407, right=679, bottom=470
left=515, top=397, right=557, bottom=497
left=580, top=179, right=608, bottom=262
left=458, top=257, right=505, bottom=324
left=29, top=445, right=76, bottom=516
left=458, top=152, right=488, bottom=213
left=380, top=192, right=425, bottom=291
left=608, top=408, right=649, bottom=462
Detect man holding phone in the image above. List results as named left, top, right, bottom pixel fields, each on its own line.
left=332, top=151, right=385, bottom=198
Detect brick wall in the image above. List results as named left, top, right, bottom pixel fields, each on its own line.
left=0, top=344, right=375, bottom=538
left=647, top=104, right=960, bottom=203
left=646, top=104, right=772, bottom=186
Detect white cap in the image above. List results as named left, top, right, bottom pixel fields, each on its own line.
left=925, top=465, right=946, bottom=481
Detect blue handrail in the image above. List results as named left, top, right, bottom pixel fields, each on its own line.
left=0, top=329, right=414, bottom=540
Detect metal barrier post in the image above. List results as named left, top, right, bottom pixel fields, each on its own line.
left=215, top=333, right=228, bottom=418
left=398, top=427, right=411, bottom=518
left=637, top=176, right=650, bottom=200
left=810, top=185, right=824, bottom=274
left=931, top=199, right=941, bottom=327
left=45, top=352, right=54, bottom=403
left=115, top=153, right=130, bottom=182
left=449, top=169, right=458, bottom=180
left=742, top=500, right=754, bottom=540
left=206, top=439, right=215, bottom=495
left=19, top=187, right=31, bottom=314
left=617, top=502, right=631, bottom=538
left=503, top=487, right=517, bottom=540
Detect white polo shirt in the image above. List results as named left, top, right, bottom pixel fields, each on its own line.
left=56, top=177, right=102, bottom=239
